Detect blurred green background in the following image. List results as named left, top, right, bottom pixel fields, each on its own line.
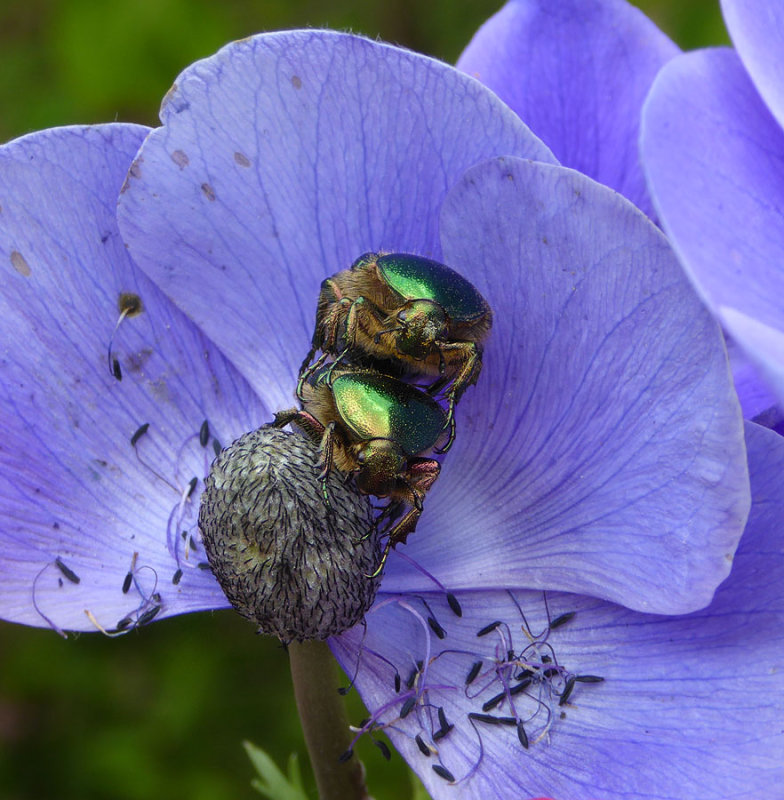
left=0, top=2, right=727, bottom=799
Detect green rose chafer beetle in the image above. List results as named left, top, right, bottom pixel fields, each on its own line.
left=275, top=366, right=447, bottom=574
left=298, top=252, right=493, bottom=451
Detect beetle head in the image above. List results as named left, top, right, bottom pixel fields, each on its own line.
left=354, top=439, right=406, bottom=497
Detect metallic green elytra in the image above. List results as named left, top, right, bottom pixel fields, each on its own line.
left=274, top=367, right=445, bottom=575
left=375, top=253, right=488, bottom=323
left=298, top=251, right=493, bottom=451
left=330, top=371, right=447, bottom=457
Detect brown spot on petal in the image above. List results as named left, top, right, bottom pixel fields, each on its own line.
left=10, top=251, right=31, bottom=277
left=291, top=75, right=302, bottom=89
left=234, top=152, right=251, bottom=167
left=201, top=183, right=216, bottom=202
left=171, top=150, right=189, bottom=169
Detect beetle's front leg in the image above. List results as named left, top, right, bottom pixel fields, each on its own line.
left=272, top=408, right=325, bottom=445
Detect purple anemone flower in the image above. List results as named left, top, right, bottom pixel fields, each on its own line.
left=0, top=29, right=777, bottom=799
left=640, top=0, right=784, bottom=421
left=457, top=0, right=680, bottom=220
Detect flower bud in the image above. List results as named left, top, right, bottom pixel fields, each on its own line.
left=200, top=426, right=380, bottom=642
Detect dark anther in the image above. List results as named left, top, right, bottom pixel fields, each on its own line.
left=446, top=592, right=462, bottom=617
left=516, top=721, right=529, bottom=749
left=432, top=764, right=455, bottom=782
left=186, top=477, right=198, bottom=497
left=432, top=724, right=453, bottom=741
left=121, top=571, right=133, bottom=594
left=212, top=439, right=222, bottom=457
left=199, top=420, right=210, bottom=447
left=468, top=712, right=503, bottom=725
left=427, top=616, right=447, bottom=639
left=575, top=674, right=605, bottom=683
left=112, top=358, right=122, bottom=381
left=130, top=423, right=150, bottom=447
left=437, top=706, right=448, bottom=731
left=465, top=660, right=482, bottom=686
left=138, top=606, right=162, bottom=626
left=373, top=740, right=391, bottom=761
left=476, top=620, right=502, bottom=637
left=415, top=734, right=431, bottom=757
left=481, top=691, right=505, bottom=712
left=115, top=616, right=133, bottom=631
left=549, top=611, right=576, bottom=630
left=559, top=676, right=576, bottom=706
left=55, top=557, right=80, bottom=584
left=338, top=749, right=353, bottom=763
left=394, top=672, right=401, bottom=693
left=172, top=569, right=183, bottom=585
left=400, top=697, right=417, bottom=719
left=509, top=678, right=532, bottom=696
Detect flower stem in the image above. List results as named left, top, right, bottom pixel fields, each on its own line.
left=288, top=639, right=370, bottom=800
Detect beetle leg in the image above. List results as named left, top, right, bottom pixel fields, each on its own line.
left=296, top=350, right=330, bottom=400
left=317, top=421, right=338, bottom=507
left=272, top=409, right=325, bottom=443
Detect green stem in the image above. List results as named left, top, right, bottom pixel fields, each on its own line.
left=288, top=639, right=370, bottom=800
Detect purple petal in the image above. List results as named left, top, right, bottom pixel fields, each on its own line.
left=722, top=0, right=784, bottom=128
left=380, top=157, right=749, bottom=615
left=332, top=422, right=784, bottom=799
left=0, top=125, right=268, bottom=633
left=457, top=0, right=679, bottom=217
left=641, top=47, right=784, bottom=408
left=117, top=30, right=553, bottom=411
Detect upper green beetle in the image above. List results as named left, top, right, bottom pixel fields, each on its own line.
left=298, top=252, right=493, bottom=451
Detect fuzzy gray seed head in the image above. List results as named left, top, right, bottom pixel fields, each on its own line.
left=199, top=426, right=380, bottom=642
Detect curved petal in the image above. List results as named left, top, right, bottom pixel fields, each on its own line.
left=641, top=47, right=784, bottom=408
left=722, top=0, right=784, bottom=128
left=117, top=30, right=554, bottom=411
left=457, top=0, right=678, bottom=217
left=0, top=126, right=268, bottom=633
left=332, top=422, right=784, bottom=799
left=380, top=157, right=748, bottom=614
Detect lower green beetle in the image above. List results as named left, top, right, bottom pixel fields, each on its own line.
left=274, top=367, right=447, bottom=574
left=298, top=252, right=493, bottom=452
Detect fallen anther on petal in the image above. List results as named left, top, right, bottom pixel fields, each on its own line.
left=575, top=674, right=605, bottom=683
left=54, top=556, right=80, bottom=584
left=549, top=611, right=576, bottom=630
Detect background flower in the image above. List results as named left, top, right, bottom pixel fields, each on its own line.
left=457, top=0, right=680, bottom=219
left=641, top=0, right=784, bottom=420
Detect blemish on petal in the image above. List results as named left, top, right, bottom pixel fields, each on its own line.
left=291, top=74, right=302, bottom=89
left=201, top=183, right=216, bottom=202
left=233, top=151, right=251, bottom=167
left=171, top=150, right=189, bottom=169
left=10, top=250, right=31, bottom=277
